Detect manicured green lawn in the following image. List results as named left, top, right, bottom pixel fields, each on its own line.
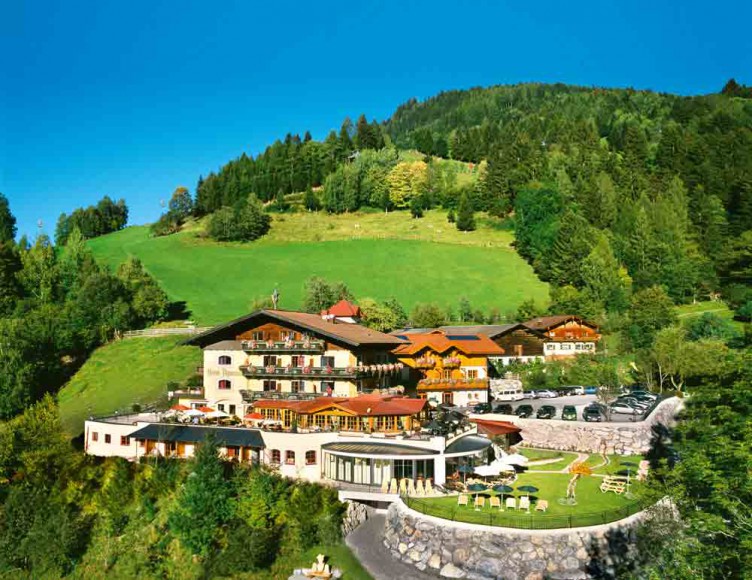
left=88, top=217, right=548, bottom=325
left=675, top=300, right=743, bottom=331
left=589, top=454, right=645, bottom=476
left=410, top=472, right=642, bottom=528
left=58, top=336, right=202, bottom=436
left=519, top=448, right=579, bottom=471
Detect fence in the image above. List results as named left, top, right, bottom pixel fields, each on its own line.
left=122, top=327, right=213, bottom=338
left=403, top=495, right=646, bottom=530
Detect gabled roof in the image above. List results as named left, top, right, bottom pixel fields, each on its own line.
left=184, top=309, right=405, bottom=349
left=204, top=340, right=242, bottom=351
left=437, top=323, right=539, bottom=339
left=524, top=315, right=598, bottom=332
left=321, top=299, right=362, bottom=319
left=392, top=331, right=505, bottom=356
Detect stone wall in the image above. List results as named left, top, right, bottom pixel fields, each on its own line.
left=341, top=500, right=376, bottom=536
left=479, top=397, right=682, bottom=455
left=384, top=499, right=667, bottom=580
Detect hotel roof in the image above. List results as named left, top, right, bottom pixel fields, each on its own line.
left=252, top=394, right=427, bottom=417
left=392, top=330, right=505, bottom=356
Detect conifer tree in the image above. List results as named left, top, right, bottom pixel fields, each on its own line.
left=303, top=184, right=320, bottom=211
left=0, top=194, right=17, bottom=243
left=455, top=191, right=475, bottom=231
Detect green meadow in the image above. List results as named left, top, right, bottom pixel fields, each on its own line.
left=58, top=336, right=202, bottom=436
left=88, top=210, right=549, bottom=325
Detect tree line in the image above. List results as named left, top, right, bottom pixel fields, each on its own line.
left=55, top=195, right=128, bottom=245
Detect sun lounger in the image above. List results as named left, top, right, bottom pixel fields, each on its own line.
left=380, top=479, right=389, bottom=493
left=425, top=479, right=434, bottom=496
left=474, top=496, right=485, bottom=510
left=407, top=479, right=416, bottom=496
left=519, top=496, right=531, bottom=511
left=416, top=480, right=425, bottom=496
left=399, top=479, right=407, bottom=495
left=506, top=497, right=517, bottom=510
left=388, top=478, right=398, bottom=494
left=457, top=494, right=469, bottom=507
left=489, top=496, right=501, bottom=510
left=535, top=500, right=548, bottom=512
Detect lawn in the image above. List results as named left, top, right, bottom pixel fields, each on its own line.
left=88, top=213, right=548, bottom=325
left=251, top=543, right=373, bottom=580
left=409, top=472, right=643, bottom=529
left=58, top=336, right=202, bottom=436
left=588, top=454, right=645, bottom=476
left=519, top=448, right=579, bottom=471
left=675, top=300, right=743, bottom=331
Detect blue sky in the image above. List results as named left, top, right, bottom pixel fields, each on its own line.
left=2, top=0, right=750, bottom=238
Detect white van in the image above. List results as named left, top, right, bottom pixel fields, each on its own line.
left=493, top=386, right=525, bottom=402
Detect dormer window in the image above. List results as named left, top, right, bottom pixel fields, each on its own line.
left=218, top=355, right=232, bottom=365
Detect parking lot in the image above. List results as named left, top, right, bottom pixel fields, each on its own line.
left=474, top=394, right=653, bottom=423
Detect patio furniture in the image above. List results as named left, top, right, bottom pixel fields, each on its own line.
left=416, top=480, right=425, bottom=496
left=474, top=496, right=486, bottom=510
left=535, top=500, right=549, bottom=512
left=599, top=476, right=627, bottom=494
left=425, top=479, right=434, bottom=495
left=407, top=479, right=416, bottom=496
left=457, top=494, right=469, bottom=507
left=519, top=496, right=531, bottom=512
left=399, top=479, right=407, bottom=495
left=505, top=497, right=517, bottom=510
left=389, top=479, right=398, bottom=494
left=380, top=479, right=389, bottom=493
left=489, top=496, right=502, bottom=510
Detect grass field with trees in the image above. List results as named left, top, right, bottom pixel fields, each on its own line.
left=87, top=212, right=548, bottom=325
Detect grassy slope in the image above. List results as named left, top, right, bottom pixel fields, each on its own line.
left=58, top=336, right=202, bottom=436
left=88, top=210, right=548, bottom=325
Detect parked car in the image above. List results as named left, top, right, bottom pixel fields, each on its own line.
left=570, top=386, right=585, bottom=396
left=561, top=405, right=578, bottom=421
left=523, top=390, right=539, bottom=399
left=536, top=389, right=558, bottom=398
left=536, top=405, right=557, bottom=419
left=557, top=385, right=585, bottom=396
left=629, top=390, right=658, bottom=401
left=582, top=404, right=605, bottom=422
left=610, top=402, right=642, bottom=415
left=584, top=386, right=598, bottom=395
left=617, top=396, right=650, bottom=410
left=515, top=404, right=534, bottom=418
left=472, top=403, right=492, bottom=414
left=493, top=403, right=513, bottom=414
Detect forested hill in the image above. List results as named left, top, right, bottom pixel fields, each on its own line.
left=195, top=82, right=752, bottom=316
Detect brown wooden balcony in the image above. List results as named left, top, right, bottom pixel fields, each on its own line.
left=241, top=339, right=325, bottom=354
left=239, top=365, right=362, bottom=379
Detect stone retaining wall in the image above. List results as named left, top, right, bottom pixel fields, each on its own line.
left=482, top=397, right=682, bottom=455
left=384, top=499, right=666, bottom=580
left=341, top=500, right=376, bottom=536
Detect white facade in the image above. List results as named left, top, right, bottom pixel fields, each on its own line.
left=543, top=341, right=596, bottom=358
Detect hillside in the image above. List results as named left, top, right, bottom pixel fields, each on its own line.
left=58, top=336, right=201, bottom=436
left=88, top=209, right=549, bottom=325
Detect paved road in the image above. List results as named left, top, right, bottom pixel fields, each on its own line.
left=346, top=512, right=439, bottom=580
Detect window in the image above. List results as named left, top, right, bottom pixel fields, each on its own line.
left=104, top=434, right=111, bottom=444
left=218, top=404, right=225, bottom=412
left=320, top=381, right=335, bottom=393
left=321, top=355, right=335, bottom=368
left=229, top=404, right=236, bottom=415
left=466, top=369, right=478, bottom=379
left=91, top=431, right=99, bottom=442
left=120, top=436, right=130, bottom=446
left=442, top=369, right=452, bottom=380
left=514, top=344, right=523, bottom=357
left=442, top=392, right=453, bottom=405
left=285, top=450, right=295, bottom=465
left=560, top=343, right=572, bottom=351
left=306, top=450, right=317, bottom=465
left=263, top=380, right=278, bottom=392
left=263, top=355, right=278, bottom=367
left=218, top=355, right=232, bottom=365
left=271, top=449, right=280, bottom=464
left=252, top=331, right=264, bottom=340
left=291, top=355, right=305, bottom=367
left=291, top=380, right=304, bottom=393
left=280, top=330, right=294, bottom=340
left=218, top=379, right=231, bottom=390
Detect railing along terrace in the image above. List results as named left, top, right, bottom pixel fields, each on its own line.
left=240, top=365, right=363, bottom=379
left=239, top=390, right=320, bottom=402
left=241, top=339, right=326, bottom=353
left=402, top=496, right=647, bottom=530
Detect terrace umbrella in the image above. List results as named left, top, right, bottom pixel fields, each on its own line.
left=183, top=409, right=204, bottom=417
left=502, top=453, right=529, bottom=466
left=197, top=406, right=215, bottom=413
left=206, top=410, right=229, bottom=420
left=467, top=482, right=488, bottom=508
left=457, top=464, right=474, bottom=484
left=171, top=404, right=190, bottom=411
left=516, top=485, right=539, bottom=499
left=492, top=484, right=514, bottom=509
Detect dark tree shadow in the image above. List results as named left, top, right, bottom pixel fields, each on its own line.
left=165, top=301, right=191, bottom=321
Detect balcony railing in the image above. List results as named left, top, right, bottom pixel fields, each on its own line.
left=239, top=390, right=321, bottom=402
left=417, top=378, right=489, bottom=391
left=169, top=388, right=205, bottom=399
left=241, top=339, right=325, bottom=353
left=240, top=363, right=404, bottom=380
left=240, top=365, right=362, bottom=379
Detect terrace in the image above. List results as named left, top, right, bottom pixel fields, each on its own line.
left=240, top=364, right=363, bottom=379
left=241, top=339, right=326, bottom=354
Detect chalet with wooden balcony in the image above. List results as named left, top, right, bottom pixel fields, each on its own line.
left=391, top=330, right=504, bottom=407
left=523, top=315, right=600, bottom=359
left=182, top=309, right=405, bottom=416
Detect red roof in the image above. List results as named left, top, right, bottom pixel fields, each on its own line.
left=244, top=412, right=264, bottom=420
left=472, top=419, right=521, bottom=436
left=171, top=404, right=190, bottom=411
left=253, top=394, right=426, bottom=417
left=321, top=299, right=362, bottom=319
left=197, top=406, right=215, bottom=413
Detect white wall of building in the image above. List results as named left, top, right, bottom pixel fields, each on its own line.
left=543, top=342, right=596, bottom=357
